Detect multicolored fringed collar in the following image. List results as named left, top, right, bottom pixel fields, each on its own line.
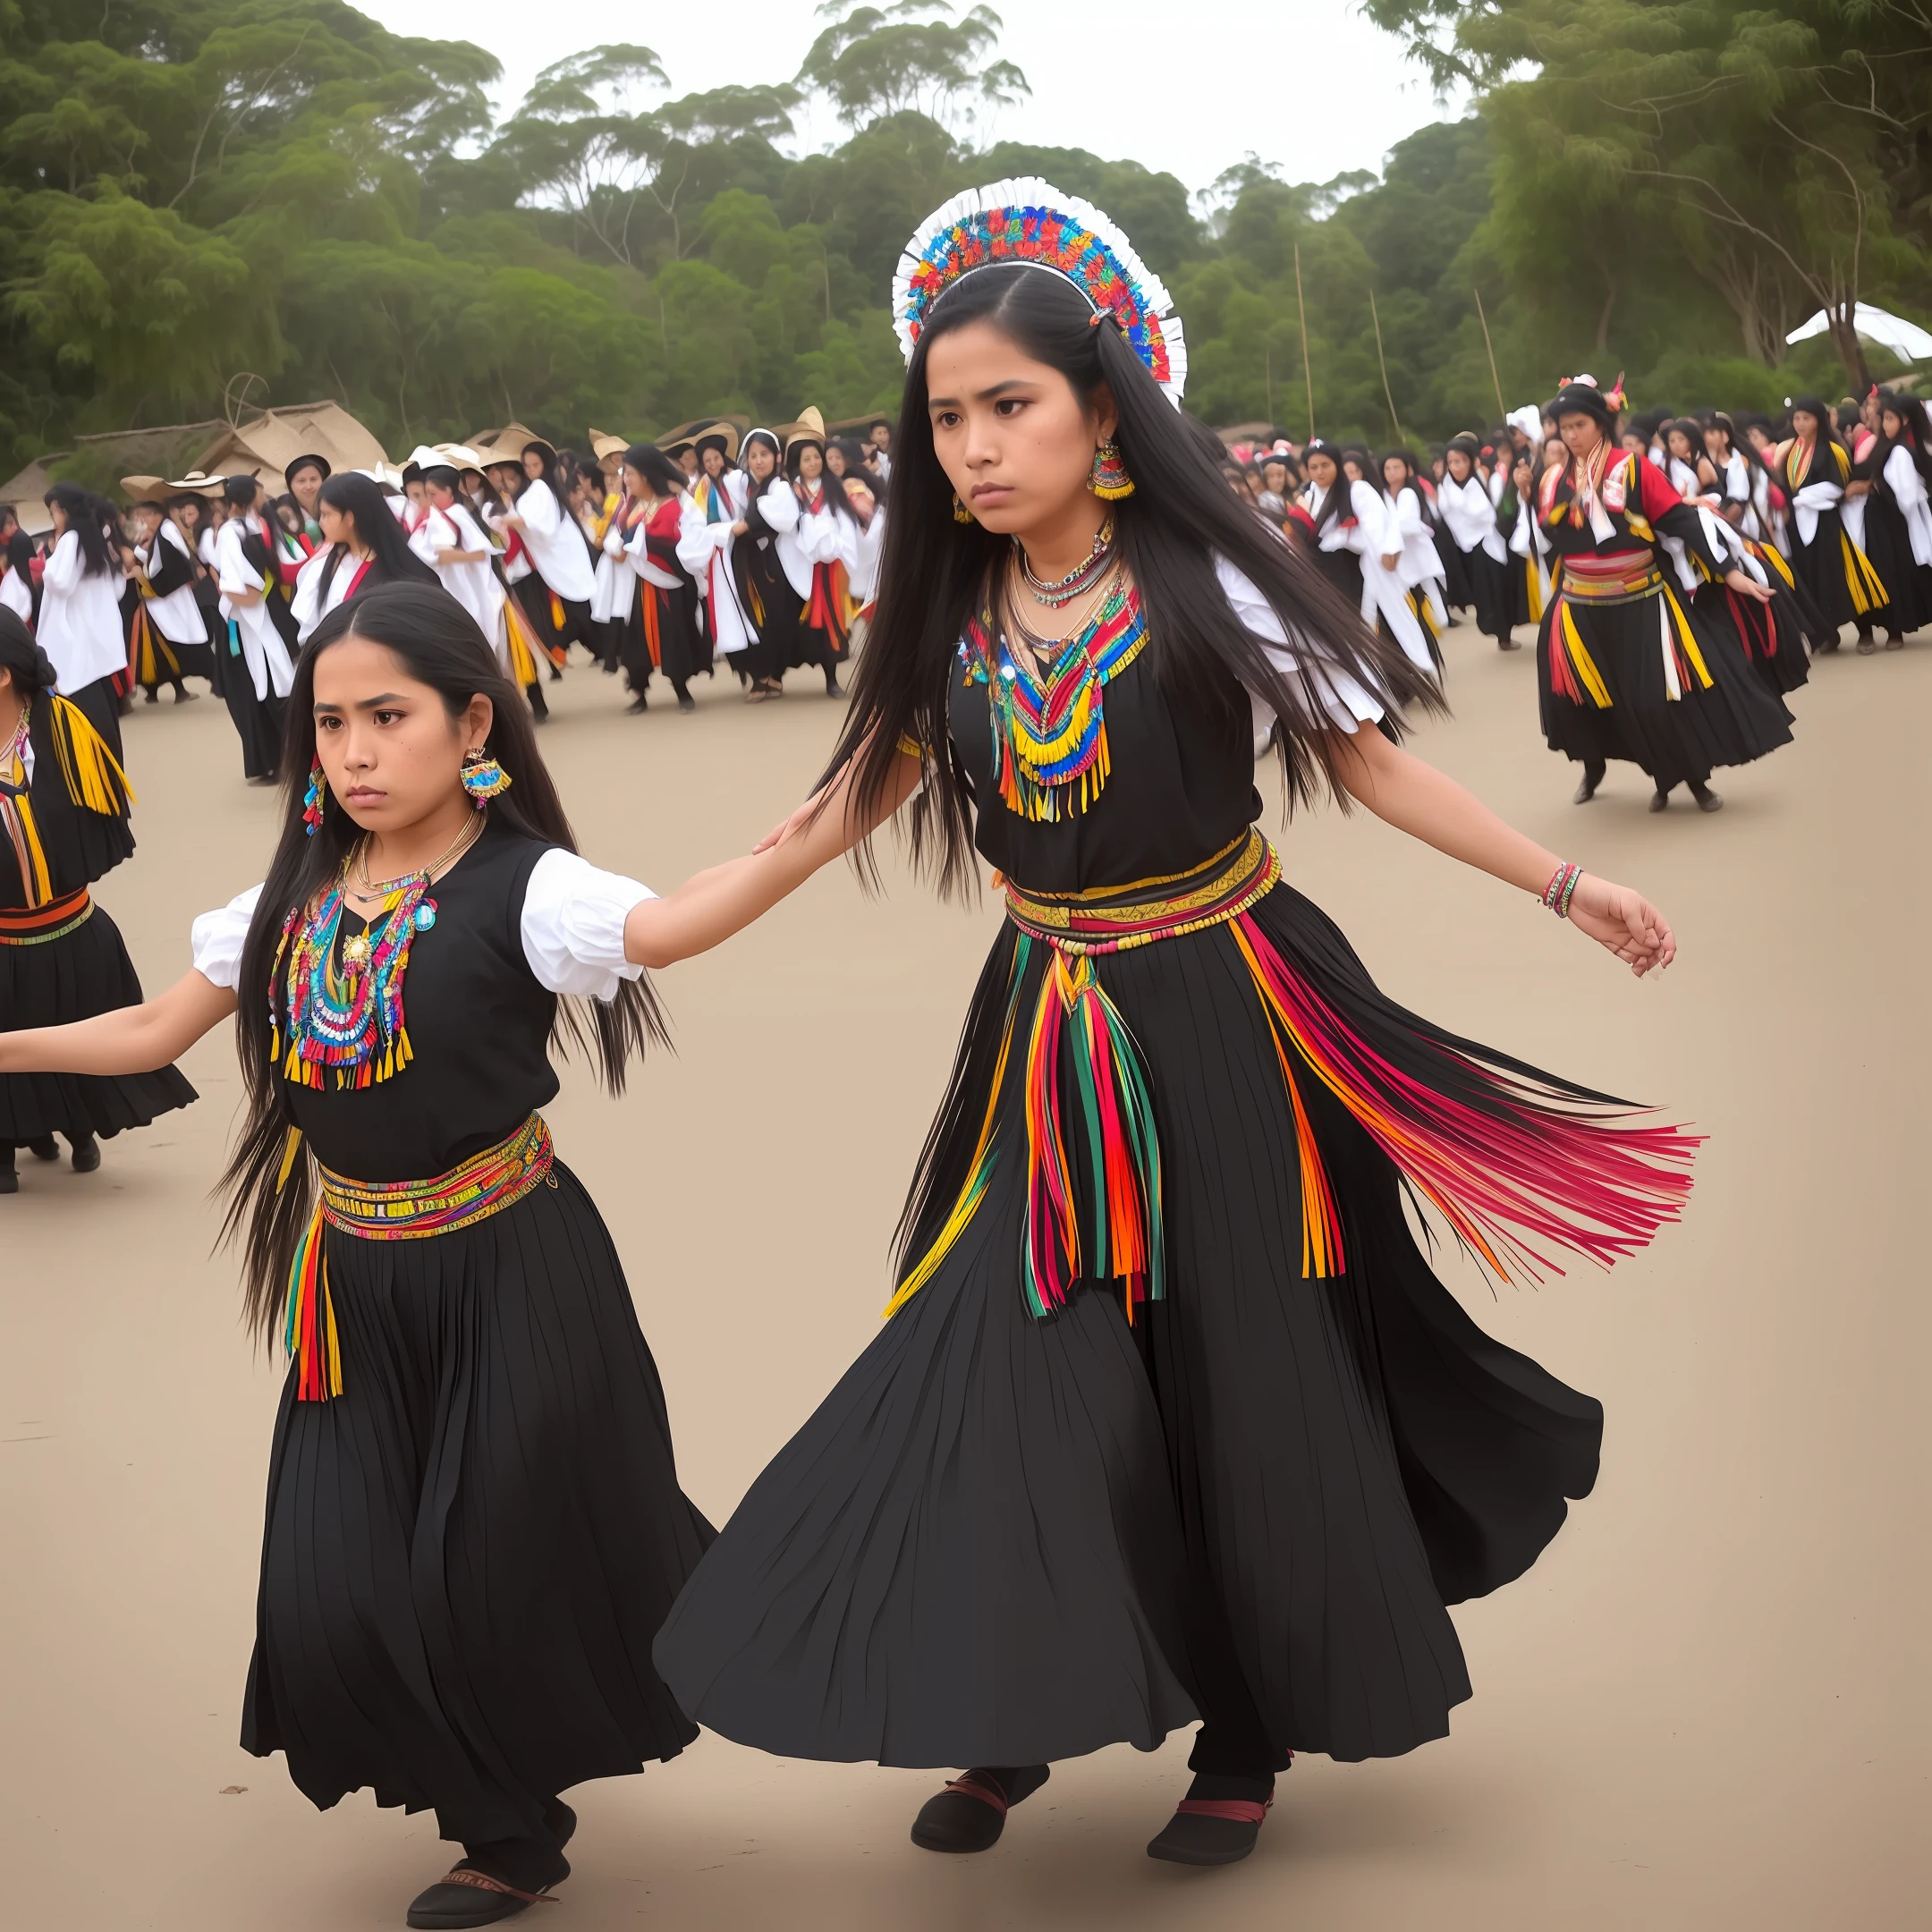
left=270, top=869, right=440, bottom=1089
left=958, top=580, right=1147, bottom=822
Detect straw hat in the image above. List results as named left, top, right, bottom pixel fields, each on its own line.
left=120, top=475, right=167, bottom=504
left=588, top=428, right=630, bottom=462
left=782, top=407, right=827, bottom=460
left=162, top=470, right=228, bottom=497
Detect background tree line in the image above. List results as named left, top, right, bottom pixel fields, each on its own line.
left=3, top=0, right=1927, bottom=487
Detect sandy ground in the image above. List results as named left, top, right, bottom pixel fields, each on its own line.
left=3, top=629, right=1926, bottom=1931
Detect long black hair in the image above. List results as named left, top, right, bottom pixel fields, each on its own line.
left=1877, top=390, right=1932, bottom=490
left=0, top=605, right=59, bottom=694
left=786, top=435, right=861, bottom=525
left=315, top=472, right=437, bottom=602
left=1301, top=437, right=1353, bottom=532
left=521, top=439, right=566, bottom=502
left=42, top=482, right=115, bottom=577
left=825, top=265, right=1440, bottom=899
left=216, top=582, right=665, bottom=1342
left=623, top=443, right=686, bottom=499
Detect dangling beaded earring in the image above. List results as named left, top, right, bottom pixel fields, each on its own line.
left=1089, top=438, right=1135, bottom=501
left=459, top=747, right=512, bottom=809
left=301, top=755, right=327, bottom=836
left=952, top=490, right=976, bottom=524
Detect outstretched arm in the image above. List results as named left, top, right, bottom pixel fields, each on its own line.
left=0, top=970, right=235, bottom=1074
left=623, top=744, right=923, bottom=969
left=1326, top=725, right=1675, bottom=976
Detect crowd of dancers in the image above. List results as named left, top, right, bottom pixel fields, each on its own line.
left=1221, top=384, right=1931, bottom=809
left=0, top=165, right=1922, bottom=1930
left=0, top=408, right=895, bottom=786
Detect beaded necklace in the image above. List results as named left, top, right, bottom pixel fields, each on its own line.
left=1015, top=517, right=1114, bottom=607
left=270, top=822, right=476, bottom=1090
left=959, top=576, right=1147, bottom=821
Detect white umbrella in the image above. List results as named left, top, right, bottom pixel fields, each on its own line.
left=1784, top=303, right=1932, bottom=364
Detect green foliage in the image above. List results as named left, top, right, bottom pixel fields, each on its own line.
left=3, top=0, right=1926, bottom=481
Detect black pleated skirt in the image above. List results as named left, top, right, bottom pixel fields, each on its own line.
left=242, top=1164, right=714, bottom=1846
left=1538, top=588, right=1794, bottom=788
left=1788, top=508, right=1882, bottom=633
left=655, top=883, right=1606, bottom=1768
left=0, top=901, right=196, bottom=1140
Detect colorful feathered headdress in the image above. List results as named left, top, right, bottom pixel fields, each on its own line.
left=892, top=178, right=1188, bottom=408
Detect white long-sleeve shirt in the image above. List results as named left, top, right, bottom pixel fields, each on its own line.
left=216, top=518, right=296, bottom=699
left=513, top=479, right=596, bottom=604
left=37, top=529, right=127, bottom=692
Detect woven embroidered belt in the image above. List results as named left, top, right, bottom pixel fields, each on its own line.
left=0, top=887, right=93, bottom=945
left=1002, top=827, right=1281, bottom=954
left=318, top=1112, right=556, bottom=1238
left=285, top=1114, right=556, bottom=1402
left=1559, top=555, right=1666, bottom=604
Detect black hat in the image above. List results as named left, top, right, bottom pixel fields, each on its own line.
left=1550, top=381, right=1621, bottom=430
left=284, top=453, right=331, bottom=488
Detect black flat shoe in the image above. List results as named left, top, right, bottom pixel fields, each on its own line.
left=1573, top=775, right=1598, bottom=804
left=910, top=1765, right=1049, bottom=1853
left=0, top=1167, right=17, bottom=1195
left=69, top=1135, right=100, bottom=1174
left=404, top=1868, right=559, bottom=1928
left=28, top=1135, right=59, bottom=1162
left=1648, top=789, right=1670, bottom=813
left=676, top=691, right=696, bottom=712
left=625, top=695, right=648, bottom=714
left=1691, top=784, right=1724, bottom=813
left=1146, top=1774, right=1277, bottom=1868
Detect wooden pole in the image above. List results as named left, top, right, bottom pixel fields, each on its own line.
left=1369, top=288, right=1403, bottom=445
left=1474, top=284, right=1507, bottom=422
left=1294, top=244, right=1315, bottom=441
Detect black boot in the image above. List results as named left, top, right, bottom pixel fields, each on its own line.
left=1146, top=1770, right=1279, bottom=1868
left=1689, top=779, right=1724, bottom=812
left=0, top=1147, right=16, bottom=1195
left=68, top=1132, right=100, bottom=1174
left=27, top=1134, right=59, bottom=1162
left=1648, top=785, right=1672, bottom=812
left=674, top=682, right=695, bottom=712
left=1573, top=758, right=1606, bottom=804
left=525, top=682, right=548, bottom=724
left=910, top=1765, right=1050, bottom=1853
left=824, top=666, right=844, bottom=697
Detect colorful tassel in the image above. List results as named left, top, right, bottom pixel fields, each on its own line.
left=1230, top=913, right=1698, bottom=1284
left=1021, top=947, right=1165, bottom=1322
left=283, top=1202, right=342, bottom=1402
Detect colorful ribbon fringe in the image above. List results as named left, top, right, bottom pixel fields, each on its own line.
left=282, top=1114, right=557, bottom=1401
left=886, top=836, right=1699, bottom=1325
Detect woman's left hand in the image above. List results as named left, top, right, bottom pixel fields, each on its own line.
left=1722, top=565, right=1775, bottom=603
left=1564, top=873, right=1676, bottom=976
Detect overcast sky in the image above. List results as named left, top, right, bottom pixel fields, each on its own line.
left=358, top=0, right=1456, bottom=198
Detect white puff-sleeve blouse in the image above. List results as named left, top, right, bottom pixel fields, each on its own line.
left=191, top=851, right=656, bottom=1004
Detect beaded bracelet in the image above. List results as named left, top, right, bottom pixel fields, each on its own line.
left=1541, top=861, right=1583, bottom=919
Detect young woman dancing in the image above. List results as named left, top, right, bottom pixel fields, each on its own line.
left=0, top=585, right=711, bottom=1928
left=1536, top=380, right=1792, bottom=811
left=0, top=613, right=194, bottom=1186
left=635, top=183, right=1699, bottom=1868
